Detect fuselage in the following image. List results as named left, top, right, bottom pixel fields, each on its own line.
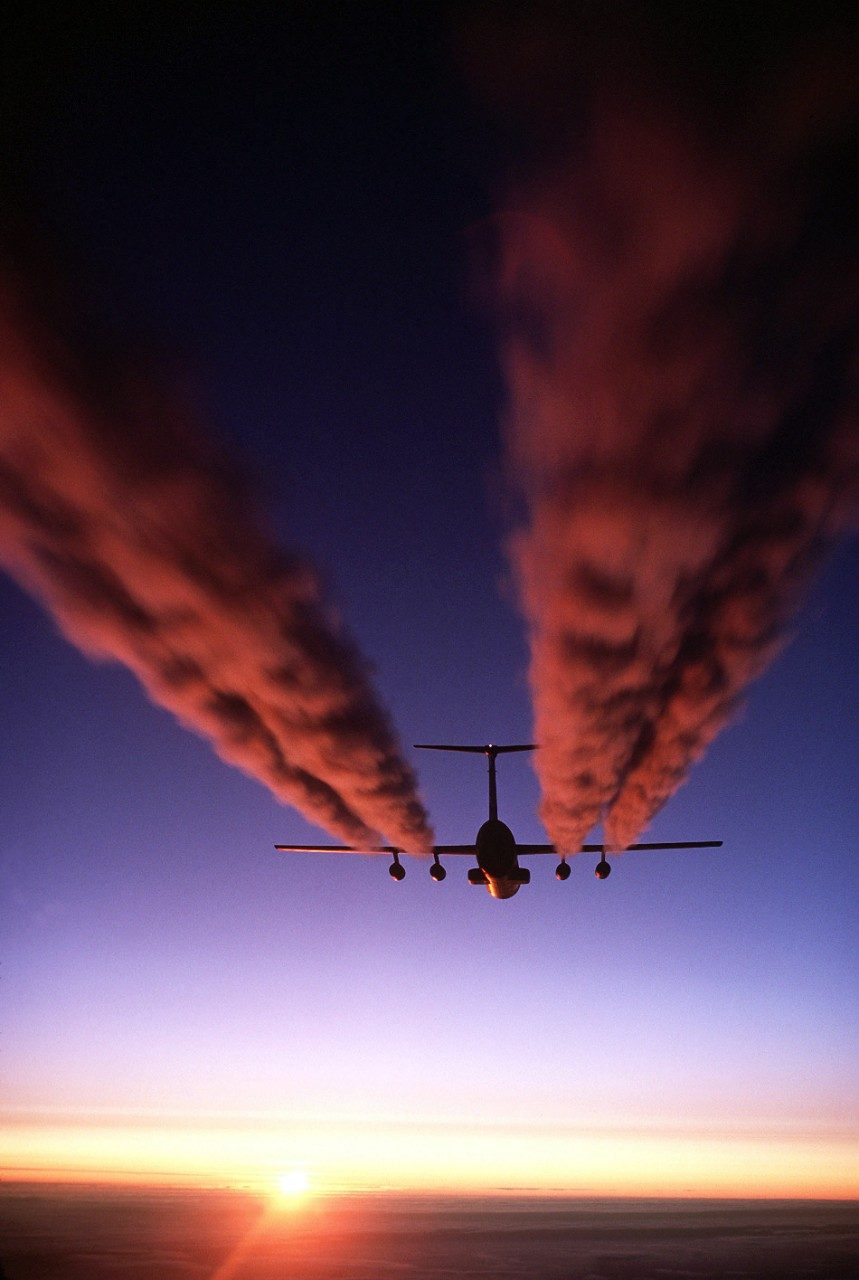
left=473, top=818, right=530, bottom=898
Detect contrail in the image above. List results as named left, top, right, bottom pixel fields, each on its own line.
left=0, top=245, right=433, bottom=852
left=484, top=6, right=859, bottom=851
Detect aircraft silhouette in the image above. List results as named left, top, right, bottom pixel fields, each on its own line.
left=275, top=743, right=722, bottom=899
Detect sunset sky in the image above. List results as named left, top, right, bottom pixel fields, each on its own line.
left=1, top=7, right=857, bottom=1199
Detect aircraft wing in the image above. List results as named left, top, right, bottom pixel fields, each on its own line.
left=516, top=840, right=723, bottom=854
left=275, top=843, right=484, bottom=856
left=275, top=840, right=723, bottom=855
left=274, top=844, right=402, bottom=854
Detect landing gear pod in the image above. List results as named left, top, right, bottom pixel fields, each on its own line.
left=595, top=858, right=611, bottom=880
left=467, top=867, right=487, bottom=886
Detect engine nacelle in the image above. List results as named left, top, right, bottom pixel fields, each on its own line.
left=595, top=858, right=611, bottom=880
left=555, top=861, right=571, bottom=881
left=389, top=860, right=406, bottom=881
left=429, top=861, right=446, bottom=881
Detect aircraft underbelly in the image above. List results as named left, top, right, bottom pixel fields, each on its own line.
left=486, top=876, right=521, bottom=899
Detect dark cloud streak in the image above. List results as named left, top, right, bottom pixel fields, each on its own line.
left=0, top=248, right=433, bottom=851
left=482, top=4, right=859, bottom=850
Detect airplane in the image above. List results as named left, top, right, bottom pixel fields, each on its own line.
left=275, top=743, right=723, bottom=899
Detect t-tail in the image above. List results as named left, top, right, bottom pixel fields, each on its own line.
left=414, top=743, right=535, bottom=821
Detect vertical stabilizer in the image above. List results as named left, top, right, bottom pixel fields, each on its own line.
left=414, top=743, right=536, bottom=821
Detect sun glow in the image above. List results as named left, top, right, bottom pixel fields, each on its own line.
left=276, top=1167, right=310, bottom=1202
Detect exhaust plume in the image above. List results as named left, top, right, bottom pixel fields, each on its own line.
left=485, top=6, right=859, bottom=851
left=0, top=246, right=433, bottom=852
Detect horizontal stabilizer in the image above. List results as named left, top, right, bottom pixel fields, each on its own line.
left=414, top=743, right=536, bottom=755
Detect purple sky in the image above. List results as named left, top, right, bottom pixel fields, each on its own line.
left=1, top=7, right=857, bottom=1193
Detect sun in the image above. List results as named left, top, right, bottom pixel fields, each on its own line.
left=275, top=1168, right=310, bottom=1203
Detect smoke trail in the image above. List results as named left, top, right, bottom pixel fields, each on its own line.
left=0, top=248, right=433, bottom=852
left=486, top=6, right=859, bottom=851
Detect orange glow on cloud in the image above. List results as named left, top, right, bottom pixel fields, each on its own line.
left=2, top=1113, right=857, bottom=1199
